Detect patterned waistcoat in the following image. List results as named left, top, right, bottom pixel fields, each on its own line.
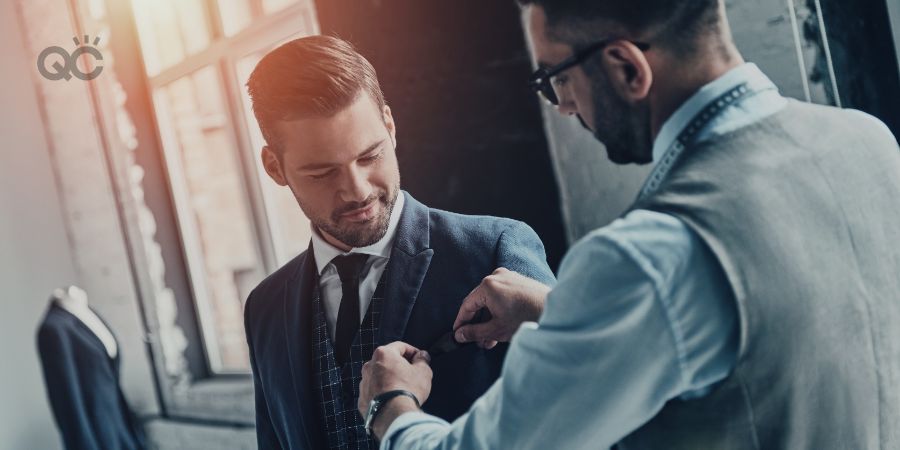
left=312, top=270, right=387, bottom=450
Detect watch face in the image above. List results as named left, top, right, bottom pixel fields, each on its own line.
left=365, top=399, right=379, bottom=436
left=366, top=400, right=379, bottom=421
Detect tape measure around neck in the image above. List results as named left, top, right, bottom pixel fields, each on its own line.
left=637, top=82, right=752, bottom=200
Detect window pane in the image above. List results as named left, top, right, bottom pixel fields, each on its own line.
left=236, top=50, right=312, bottom=266
left=131, top=0, right=211, bottom=75
left=217, top=0, right=253, bottom=37
left=153, top=66, right=262, bottom=373
left=262, top=0, right=301, bottom=14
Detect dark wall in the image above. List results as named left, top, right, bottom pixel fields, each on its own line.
left=809, top=0, right=900, bottom=137
left=313, top=0, right=567, bottom=269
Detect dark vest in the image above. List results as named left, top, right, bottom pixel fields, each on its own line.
left=311, top=269, right=387, bottom=450
left=621, top=101, right=900, bottom=449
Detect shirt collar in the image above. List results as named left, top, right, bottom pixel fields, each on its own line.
left=651, top=63, right=776, bottom=162
left=310, top=192, right=405, bottom=275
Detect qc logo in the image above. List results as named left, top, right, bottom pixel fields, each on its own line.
left=37, top=35, right=104, bottom=81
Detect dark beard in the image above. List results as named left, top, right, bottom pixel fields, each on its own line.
left=315, top=189, right=398, bottom=248
left=587, top=68, right=653, bottom=165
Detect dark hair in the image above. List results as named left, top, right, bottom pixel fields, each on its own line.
left=246, top=35, right=386, bottom=150
left=517, top=0, right=722, bottom=54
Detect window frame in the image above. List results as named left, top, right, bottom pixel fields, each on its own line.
left=130, top=0, right=320, bottom=423
left=888, top=0, right=900, bottom=72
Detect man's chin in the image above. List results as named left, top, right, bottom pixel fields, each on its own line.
left=601, top=139, right=653, bottom=166
left=334, top=225, right=379, bottom=248
left=328, top=214, right=390, bottom=248
left=606, top=149, right=638, bottom=165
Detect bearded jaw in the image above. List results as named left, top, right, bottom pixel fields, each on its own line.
left=318, top=189, right=398, bottom=248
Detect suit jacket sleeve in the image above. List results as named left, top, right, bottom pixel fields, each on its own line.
left=37, top=325, right=100, bottom=450
left=495, top=221, right=556, bottom=286
left=244, top=294, right=284, bottom=450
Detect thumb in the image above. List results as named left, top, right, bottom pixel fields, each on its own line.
left=411, top=350, right=431, bottom=365
left=453, top=290, right=488, bottom=331
left=454, top=321, right=498, bottom=344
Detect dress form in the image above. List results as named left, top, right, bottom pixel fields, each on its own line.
left=53, top=286, right=118, bottom=359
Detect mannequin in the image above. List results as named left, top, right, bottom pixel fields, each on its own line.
left=52, top=285, right=118, bottom=358
left=37, top=285, right=146, bottom=450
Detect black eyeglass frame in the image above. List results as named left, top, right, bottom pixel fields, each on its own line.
left=528, top=39, right=651, bottom=105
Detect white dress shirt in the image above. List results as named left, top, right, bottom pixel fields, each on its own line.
left=311, top=193, right=405, bottom=342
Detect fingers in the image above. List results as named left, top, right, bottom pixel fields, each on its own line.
left=372, top=341, right=433, bottom=366
left=454, top=321, right=500, bottom=344
left=479, top=340, right=498, bottom=350
left=376, top=341, right=421, bottom=361
left=411, top=350, right=431, bottom=365
left=454, top=285, right=489, bottom=330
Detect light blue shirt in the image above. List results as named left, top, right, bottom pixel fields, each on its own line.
left=380, top=63, right=788, bottom=450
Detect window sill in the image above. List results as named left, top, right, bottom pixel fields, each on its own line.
left=166, top=376, right=256, bottom=426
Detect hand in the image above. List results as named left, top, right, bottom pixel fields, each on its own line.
left=359, top=342, right=433, bottom=438
left=453, top=268, right=551, bottom=349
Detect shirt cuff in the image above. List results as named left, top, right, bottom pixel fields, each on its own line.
left=380, top=411, right=449, bottom=450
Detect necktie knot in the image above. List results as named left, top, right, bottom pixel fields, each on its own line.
left=332, top=253, right=370, bottom=284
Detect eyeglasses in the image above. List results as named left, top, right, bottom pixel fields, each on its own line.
left=528, top=39, right=650, bottom=105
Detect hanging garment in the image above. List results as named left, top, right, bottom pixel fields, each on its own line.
left=37, top=300, right=146, bottom=450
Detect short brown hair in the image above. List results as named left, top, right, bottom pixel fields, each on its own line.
left=246, top=35, right=386, bottom=150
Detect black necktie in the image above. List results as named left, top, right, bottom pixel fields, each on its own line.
left=332, top=253, right=369, bottom=366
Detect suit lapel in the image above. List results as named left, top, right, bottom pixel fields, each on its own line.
left=88, top=304, right=123, bottom=371
left=282, top=244, right=322, bottom=450
left=378, top=192, right=435, bottom=343
left=52, top=303, right=112, bottom=360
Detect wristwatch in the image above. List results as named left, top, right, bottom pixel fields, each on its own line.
left=364, top=390, right=421, bottom=438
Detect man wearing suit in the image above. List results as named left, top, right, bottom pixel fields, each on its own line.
left=243, top=35, right=555, bottom=450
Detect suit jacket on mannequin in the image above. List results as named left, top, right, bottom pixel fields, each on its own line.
left=37, top=300, right=146, bottom=450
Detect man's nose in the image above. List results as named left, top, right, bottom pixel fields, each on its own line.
left=340, top=165, right=373, bottom=203
left=555, top=96, right=578, bottom=117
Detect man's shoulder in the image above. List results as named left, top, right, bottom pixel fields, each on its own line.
left=781, top=101, right=894, bottom=140
left=245, top=249, right=309, bottom=314
left=427, top=205, right=523, bottom=236
left=425, top=205, right=527, bottom=248
left=579, top=210, right=701, bottom=275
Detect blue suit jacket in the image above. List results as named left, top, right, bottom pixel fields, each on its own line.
left=36, top=302, right=146, bottom=450
left=244, top=192, right=555, bottom=449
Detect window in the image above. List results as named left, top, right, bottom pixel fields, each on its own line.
left=131, top=0, right=318, bottom=376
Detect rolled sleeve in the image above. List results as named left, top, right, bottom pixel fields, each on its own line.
left=380, top=412, right=451, bottom=450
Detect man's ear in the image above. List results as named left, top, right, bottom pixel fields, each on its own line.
left=261, top=146, right=288, bottom=186
left=600, top=41, right=653, bottom=103
left=383, top=105, right=397, bottom=147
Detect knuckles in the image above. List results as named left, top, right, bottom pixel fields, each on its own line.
left=372, top=346, right=389, bottom=359
left=483, top=275, right=501, bottom=289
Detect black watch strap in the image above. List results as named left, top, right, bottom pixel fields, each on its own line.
left=365, top=390, right=421, bottom=438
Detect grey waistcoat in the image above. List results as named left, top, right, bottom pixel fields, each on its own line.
left=620, top=100, right=900, bottom=450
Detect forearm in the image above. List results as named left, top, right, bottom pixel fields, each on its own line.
left=380, top=413, right=454, bottom=450
left=379, top=379, right=506, bottom=450
left=372, top=396, right=421, bottom=440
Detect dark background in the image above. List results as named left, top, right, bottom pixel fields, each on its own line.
left=812, top=0, right=900, bottom=136
left=313, top=0, right=568, bottom=269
